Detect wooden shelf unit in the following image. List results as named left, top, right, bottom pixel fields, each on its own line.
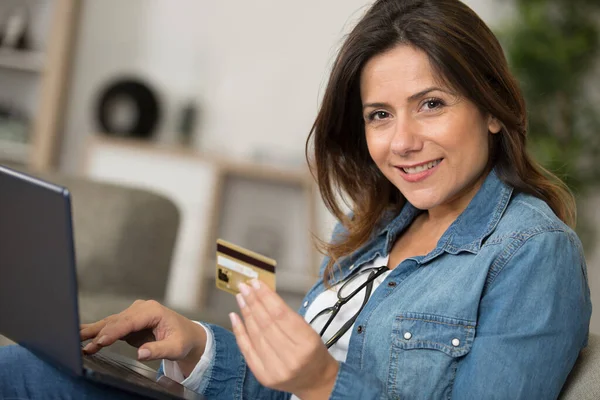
left=0, top=49, right=45, bottom=73
left=0, top=0, right=80, bottom=171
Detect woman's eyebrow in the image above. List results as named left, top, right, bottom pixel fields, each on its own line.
left=362, top=87, right=449, bottom=111
left=406, top=86, right=446, bottom=102
left=362, top=102, right=390, bottom=111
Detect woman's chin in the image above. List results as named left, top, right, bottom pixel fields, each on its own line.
left=401, top=192, right=443, bottom=211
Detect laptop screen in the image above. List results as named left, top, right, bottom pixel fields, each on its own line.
left=0, top=165, right=83, bottom=375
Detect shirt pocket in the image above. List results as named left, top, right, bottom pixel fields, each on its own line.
left=387, top=312, right=476, bottom=400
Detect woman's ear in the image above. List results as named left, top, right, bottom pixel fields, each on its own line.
left=488, top=116, right=502, bottom=134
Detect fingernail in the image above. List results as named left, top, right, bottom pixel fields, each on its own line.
left=236, top=293, right=246, bottom=308
left=138, top=348, right=151, bottom=360
left=249, top=279, right=261, bottom=290
left=238, top=283, right=251, bottom=296
left=97, top=335, right=108, bottom=346
left=229, top=312, right=238, bottom=328
left=83, top=343, right=93, bottom=352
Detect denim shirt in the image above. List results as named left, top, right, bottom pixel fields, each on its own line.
left=161, top=170, right=592, bottom=399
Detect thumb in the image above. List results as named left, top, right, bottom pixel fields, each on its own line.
left=137, top=340, right=178, bottom=361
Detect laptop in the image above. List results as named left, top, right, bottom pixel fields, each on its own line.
left=0, top=165, right=205, bottom=400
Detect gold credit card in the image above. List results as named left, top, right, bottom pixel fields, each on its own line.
left=216, top=238, right=276, bottom=295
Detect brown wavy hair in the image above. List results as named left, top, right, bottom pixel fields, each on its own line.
left=305, top=0, right=576, bottom=284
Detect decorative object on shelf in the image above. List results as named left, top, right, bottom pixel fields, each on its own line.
left=0, top=3, right=30, bottom=50
left=0, top=103, right=29, bottom=143
left=176, top=99, right=198, bottom=147
left=0, top=103, right=30, bottom=164
left=95, top=77, right=161, bottom=139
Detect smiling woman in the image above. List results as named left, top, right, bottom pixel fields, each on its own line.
left=0, top=0, right=592, bottom=399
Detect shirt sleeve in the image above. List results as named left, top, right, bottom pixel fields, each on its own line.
left=162, top=322, right=214, bottom=387
left=157, top=322, right=291, bottom=399
left=451, top=230, right=591, bottom=399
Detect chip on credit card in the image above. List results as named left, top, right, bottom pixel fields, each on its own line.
left=216, top=238, right=276, bottom=295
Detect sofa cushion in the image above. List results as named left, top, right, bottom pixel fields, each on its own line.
left=560, top=333, right=600, bottom=399
left=20, top=170, right=180, bottom=300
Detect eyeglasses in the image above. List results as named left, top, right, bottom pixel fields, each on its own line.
left=309, top=265, right=389, bottom=349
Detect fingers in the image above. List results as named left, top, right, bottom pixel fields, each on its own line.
left=250, top=280, right=309, bottom=343
left=232, top=280, right=338, bottom=394
left=80, top=319, right=107, bottom=342
left=82, top=300, right=161, bottom=355
left=230, top=312, right=266, bottom=380
left=138, top=339, right=182, bottom=361
left=122, top=329, right=157, bottom=349
left=235, top=288, right=281, bottom=366
left=235, top=280, right=309, bottom=368
left=238, top=282, right=297, bottom=350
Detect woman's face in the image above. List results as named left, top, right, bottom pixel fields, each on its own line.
left=360, top=45, right=501, bottom=214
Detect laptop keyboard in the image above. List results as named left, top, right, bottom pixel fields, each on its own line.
left=86, top=351, right=150, bottom=377
left=83, top=351, right=176, bottom=396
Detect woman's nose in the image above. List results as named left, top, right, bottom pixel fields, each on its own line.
left=390, top=117, right=423, bottom=156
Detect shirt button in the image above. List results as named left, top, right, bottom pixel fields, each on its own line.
left=303, top=301, right=309, bottom=308
left=403, top=332, right=412, bottom=340
left=388, top=282, right=397, bottom=287
left=452, top=338, right=460, bottom=347
left=357, top=325, right=364, bottom=333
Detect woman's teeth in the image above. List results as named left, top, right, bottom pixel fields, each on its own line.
left=402, top=159, right=442, bottom=174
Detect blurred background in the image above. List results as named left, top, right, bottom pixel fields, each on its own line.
left=0, top=0, right=598, bottom=346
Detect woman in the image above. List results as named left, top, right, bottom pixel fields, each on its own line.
left=0, top=0, right=592, bottom=398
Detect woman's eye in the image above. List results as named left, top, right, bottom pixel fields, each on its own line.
left=368, top=111, right=390, bottom=121
left=422, top=98, right=445, bottom=111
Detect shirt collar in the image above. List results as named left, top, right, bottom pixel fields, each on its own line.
left=378, top=169, right=513, bottom=256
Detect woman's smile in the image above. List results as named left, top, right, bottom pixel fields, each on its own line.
left=394, top=158, right=444, bottom=183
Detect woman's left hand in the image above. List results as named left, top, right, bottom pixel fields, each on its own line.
left=230, top=279, right=339, bottom=400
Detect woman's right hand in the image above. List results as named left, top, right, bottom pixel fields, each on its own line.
left=80, top=299, right=207, bottom=376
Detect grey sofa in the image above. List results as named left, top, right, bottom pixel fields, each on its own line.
left=560, top=333, right=600, bottom=399
left=48, top=172, right=181, bottom=319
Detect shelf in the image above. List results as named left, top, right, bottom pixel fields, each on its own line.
left=90, top=134, right=313, bottom=186
left=0, top=49, right=45, bottom=73
left=0, top=139, right=30, bottom=163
